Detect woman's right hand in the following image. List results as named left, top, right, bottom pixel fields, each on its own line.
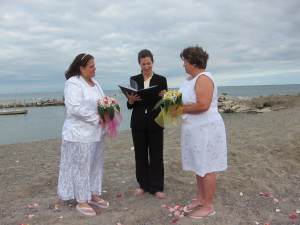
left=126, top=92, right=141, bottom=104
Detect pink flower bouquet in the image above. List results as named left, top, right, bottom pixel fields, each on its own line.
left=97, top=96, right=122, bottom=139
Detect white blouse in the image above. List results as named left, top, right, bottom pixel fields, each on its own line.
left=62, top=76, right=105, bottom=143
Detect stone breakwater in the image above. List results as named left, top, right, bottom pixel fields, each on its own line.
left=218, top=93, right=299, bottom=113
left=0, top=99, right=65, bottom=109
left=0, top=93, right=299, bottom=113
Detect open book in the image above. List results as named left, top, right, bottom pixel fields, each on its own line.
left=118, top=80, right=160, bottom=101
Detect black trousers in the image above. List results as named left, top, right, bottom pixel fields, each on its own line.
left=131, top=129, right=164, bottom=194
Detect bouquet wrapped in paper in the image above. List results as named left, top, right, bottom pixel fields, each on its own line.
left=97, top=96, right=122, bottom=139
left=153, top=90, right=183, bottom=129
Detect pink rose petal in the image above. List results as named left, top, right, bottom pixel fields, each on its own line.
left=169, top=207, right=175, bottom=212
left=174, top=205, right=183, bottom=210
left=55, top=204, right=61, bottom=210
left=264, top=223, right=270, bottom=225
left=116, top=194, right=122, bottom=198
left=161, top=204, right=167, bottom=208
left=27, top=214, right=34, bottom=219
left=273, top=198, right=279, bottom=203
left=28, top=205, right=35, bottom=209
left=289, top=214, right=298, bottom=219
left=172, top=218, right=179, bottom=223
left=174, top=210, right=181, bottom=216
left=97, top=210, right=103, bottom=215
left=296, top=209, right=300, bottom=214
left=34, top=203, right=39, bottom=207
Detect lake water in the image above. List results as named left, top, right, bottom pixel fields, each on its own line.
left=0, top=84, right=299, bottom=145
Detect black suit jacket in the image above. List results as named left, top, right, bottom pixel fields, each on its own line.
left=127, top=73, right=168, bottom=131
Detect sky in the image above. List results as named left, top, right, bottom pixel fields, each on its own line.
left=0, top=0, right=299, bottom=94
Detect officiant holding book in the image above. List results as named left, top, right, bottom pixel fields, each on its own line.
left=126, top=49, right=168, bottom=199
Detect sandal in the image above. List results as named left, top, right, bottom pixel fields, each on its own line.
left=183, top=202, right=202, bottom=212
left=88, top=199, right=109, bottom=208
left=76, top=205, right=96, bottom=216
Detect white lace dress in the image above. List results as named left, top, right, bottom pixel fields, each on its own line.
left=179, top=72, right=227, bottom=177
left=57, top=76, right=106, bottom=203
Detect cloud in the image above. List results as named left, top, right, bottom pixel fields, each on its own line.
left=0, top=0, right=299, bottom=94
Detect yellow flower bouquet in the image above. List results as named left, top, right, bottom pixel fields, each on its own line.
left=153, top=90, right=183, bottom=129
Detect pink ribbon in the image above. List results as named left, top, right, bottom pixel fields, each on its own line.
left=103, top=110, right=122, bottom=139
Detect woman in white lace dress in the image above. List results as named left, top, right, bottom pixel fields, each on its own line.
left=178, top=46, right=227, bottom=219
left=57, top=53, right=109, bottom=216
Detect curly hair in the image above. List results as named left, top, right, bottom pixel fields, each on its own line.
left=180, top=46, right=209, bottom=69
left=65, top=53, right=94, bottom=80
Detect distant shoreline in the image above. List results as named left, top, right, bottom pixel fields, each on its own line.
left=1, top=93, right=299, bottom=114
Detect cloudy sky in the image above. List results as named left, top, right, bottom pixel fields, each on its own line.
left=1, top=0, right=299, bottom=94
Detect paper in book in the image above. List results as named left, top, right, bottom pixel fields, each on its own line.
left=118, top=80, right=160, bottom=101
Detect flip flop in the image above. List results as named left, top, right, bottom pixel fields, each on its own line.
left=190, top=211, right=216, bottom=219
left=76, top=205, right=96, bottom=216
left=183, top=204, right=201, bottom=212
left=88, top=199, right=110, bottom=208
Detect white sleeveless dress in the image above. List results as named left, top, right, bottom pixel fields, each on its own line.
left=179, top=72, right=227, bottom=177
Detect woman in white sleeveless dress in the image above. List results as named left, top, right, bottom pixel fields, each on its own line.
left=178, top=46, right=227, bottom=219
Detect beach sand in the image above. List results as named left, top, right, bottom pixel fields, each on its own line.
left=0, top=95, right=299, bottom=225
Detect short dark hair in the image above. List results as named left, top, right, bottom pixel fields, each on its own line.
left=65, top=53, right=94, bottom=80
left=138, top=49, right=154, bottom=64
left=180, top=46, right=209, bottom=69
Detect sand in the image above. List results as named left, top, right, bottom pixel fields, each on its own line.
left=0, top=94, right=299, bottom=225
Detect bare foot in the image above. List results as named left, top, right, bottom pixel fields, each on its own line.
left=155, top=191, right=166, bottom=199
left=183, top=201, right=203, bottom=212
left=134, top=188, right=144, bottom=196
left=190, top=207, right=215, bottom=219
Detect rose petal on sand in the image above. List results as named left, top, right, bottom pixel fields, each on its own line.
left=296, top=209, right=300, bottom=214
left=264, top=193, right=271, bottom=197
left=116, top=194, right=122, bottom=198
left=264, top=223, right=270, bottom=225
left=54, top=204, right=61, bottom=210
left=289, top=214, right=298, bottom=219
left=97, top=210, right=103, bottom=215
left=259, top=192, right=264, bottom=195
left=169, top=207, right=175, bottom=212
left=255, top=222, right=259, bottom=225
left=124, top=207, right=129, bottom=211
left=103, top=190, right=107, bottom=193
left=183, top=212, right=189, bottom=216
left=172, top=218, right=179, bottom=223
left=161, top=204, right=167, bottom=208
left=240, top=192, right=243, bottom=196
left=273, top=198, right=279, bottom=203
left=275, top=209, right=281, bottom=212
left=33, top=203, right=39, bottom=207
left=174, top=205, right=182, bottom=210
left=57, top=216, right=63, bottom=220
left=28, top=205, right=35, bottom=209
left=16, top=160, right=19, bottom=163
left=174, top=210, right=181, bottom=216
left=27, top=214, right=34, bottom=219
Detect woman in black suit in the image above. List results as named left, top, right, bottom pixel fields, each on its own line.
left=127, top=49, right=168, bottom=198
